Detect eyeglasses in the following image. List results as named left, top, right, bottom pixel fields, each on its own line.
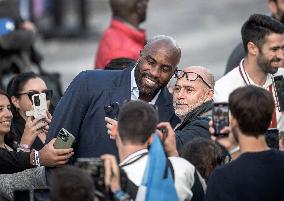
left=174, top=70, right=212, bottom=89
left=17, top=90, right=53, bottom=101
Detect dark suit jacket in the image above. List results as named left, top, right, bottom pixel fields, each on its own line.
left=46, top=66, right=179, bottom=160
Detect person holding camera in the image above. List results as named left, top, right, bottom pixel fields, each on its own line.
left=205, top=86, right=284, bottom=201
left=51, top=155, right=129, bottom=201
left=107, top=100, right=205, bottom=201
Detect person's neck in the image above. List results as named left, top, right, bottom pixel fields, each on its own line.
left=243, top=57, right=267, bottom=86
left=118, top=143, right=148, bottom=162
left=0, top=135, right=5, bottom=149
left=19, top=111, right=27, bottom=121
left=115, top=15, right=140, bottom=29
left=138, top=94, right=154, bottom=103
left=238, top=133, right=270, bottom=154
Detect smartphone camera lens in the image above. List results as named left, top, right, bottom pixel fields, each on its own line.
left=34, top=96, right=40, bottom=106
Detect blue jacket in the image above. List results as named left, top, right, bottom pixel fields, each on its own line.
left=46, top=66, right=179, bottom=160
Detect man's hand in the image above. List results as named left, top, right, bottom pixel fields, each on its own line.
left=105, top=117, right=118, bottom=140
left=101, top=154, right=121, bottom=192
left=156, top=122, right=179, bottom=157
left=38, top=139, right=74, bottom=167
left=209, top=120, right=237, bottom=151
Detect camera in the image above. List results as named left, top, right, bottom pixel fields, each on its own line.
left=32, top=93, right=47, bottom=119
left=104, top=102, right=120, bottom=119
left=75, top=158, right=129, bottom=201
left=54, top=128, right=75, bottom=149
left=272, top=75, right=284, bottom=112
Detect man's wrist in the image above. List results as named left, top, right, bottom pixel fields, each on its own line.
left=168, top=149, right=179, bottom=157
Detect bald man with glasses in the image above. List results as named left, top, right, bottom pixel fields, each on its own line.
left=173, top=66, right=215, bottom=153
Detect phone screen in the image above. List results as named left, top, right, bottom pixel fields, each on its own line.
left=212, top=102, right=229, bottom=136
left=273, top=75, right=284, bottom=112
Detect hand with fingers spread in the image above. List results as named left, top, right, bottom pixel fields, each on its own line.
left=105, top=117, right=118, bottom=140
left=156, top=122, right=179, bottom=157
left=38, top=138, right=74, bottom=167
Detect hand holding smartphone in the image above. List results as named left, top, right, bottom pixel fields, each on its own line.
left=272, top=75, right=284, bottom=112
left=54, top=128, right=75, bottom=149
left=212, top=102, right=229, bottom=136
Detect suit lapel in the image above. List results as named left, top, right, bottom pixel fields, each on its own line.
left=155, top=87, right=175, bottom=122
left=108, top=67, right=132, bottom=105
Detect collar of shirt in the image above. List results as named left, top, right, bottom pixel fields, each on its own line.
left=239, top=58, right=272, bottom=89
left=119, top=148, right=148, bottom=166
left=130, top=66, right=161, bottom=104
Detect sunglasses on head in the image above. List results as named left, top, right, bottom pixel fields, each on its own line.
left=174, top=70, right=212, bottom=89
left=18, top=90, right=53, bottom=101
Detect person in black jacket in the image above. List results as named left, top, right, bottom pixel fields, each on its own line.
left=173, top=66, right=215, bottom=153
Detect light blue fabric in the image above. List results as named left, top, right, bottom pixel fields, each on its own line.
left=140, top=133, right=179, bottom=201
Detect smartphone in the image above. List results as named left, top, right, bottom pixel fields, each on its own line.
left=212, top=102, right=229, bottom=136
left=54, top=128, right=75, bottom=149
left=104, top=102, right=120, bottom=119
left=272, top=75, right=284, bottom=112
left=32, top=93, right=47, bottom=119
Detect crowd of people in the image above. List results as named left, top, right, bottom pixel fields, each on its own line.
left=1, top=0, right=284, bottom=201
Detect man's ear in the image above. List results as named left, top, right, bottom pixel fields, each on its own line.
left=206, top=89, right=214, bottom=100
left=268, top=1, right=278, bottom=17
left=230, top=115, right=238, bottom=127
left=247, top=42, right=258, bottom=56
left=11, top=96, right=20, bottom=109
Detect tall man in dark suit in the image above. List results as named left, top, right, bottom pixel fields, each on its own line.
left=46, top=35, right=181, bottom=160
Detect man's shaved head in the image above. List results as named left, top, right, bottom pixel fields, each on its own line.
left=141, top=35, right=181, bottom=65
left=135, top=35, right=181, bottom=101
left=183, top=66, right=215, bottom=90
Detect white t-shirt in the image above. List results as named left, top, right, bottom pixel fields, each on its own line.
left=214, top=59, right=284, bottom=131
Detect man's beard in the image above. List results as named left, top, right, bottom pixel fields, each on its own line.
left=173, top=96, right=206, bottom=120
left=257, top=53, right=279, bottom=74
left=134, top=63, right=167, bottom=97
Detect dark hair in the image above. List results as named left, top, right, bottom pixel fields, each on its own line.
left=229, top=85, right=274, bottom=137
left=181, top=138, right=224, bottom=182
left=6, top=72, right=41, bottom=98
left=105, top=57, right=136, bottom=70
left=6, top=72, right=41, bottom=116
left=241, top=14, right=284, bottom=53
left=118, top=100, right=159, bottom=144
left=51, top=166, right=95, bottom=201
left=0, top=89, right=9, bottom=100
